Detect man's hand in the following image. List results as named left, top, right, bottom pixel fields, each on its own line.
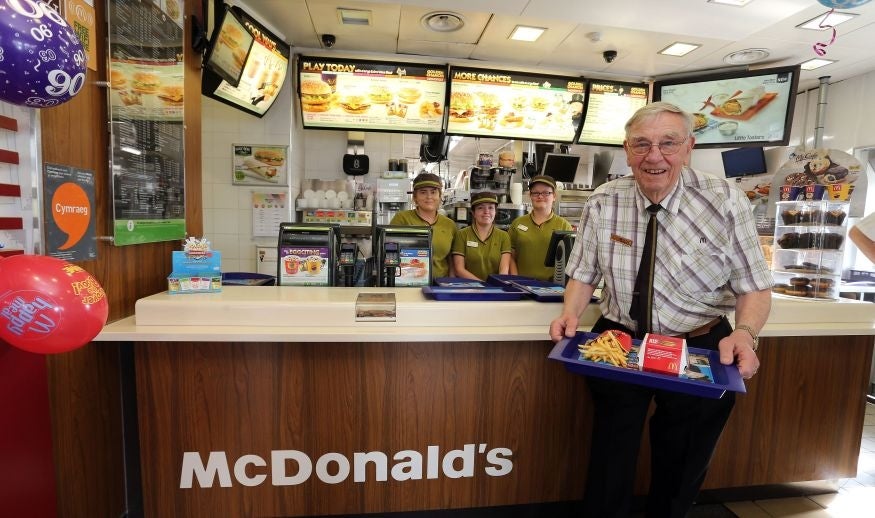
left=718, top=331, right=760, bottom=379
left=550, top=314, right=580, bottom=342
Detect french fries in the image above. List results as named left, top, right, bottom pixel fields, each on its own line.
left=578, top=331, right=629, bottom=367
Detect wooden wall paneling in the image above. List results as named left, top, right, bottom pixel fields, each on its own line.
left=43, top=0, right=205, bottom=516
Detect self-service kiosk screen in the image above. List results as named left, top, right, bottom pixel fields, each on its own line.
left=279, top=245, right=330, bottom=286
left=397, top=248, right=430, bottom=287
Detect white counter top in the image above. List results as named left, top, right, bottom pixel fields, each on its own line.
left=94, top=287, right=875, bottom=342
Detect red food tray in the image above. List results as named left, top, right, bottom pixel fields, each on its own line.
left=548, top=332, right=746, bottom=399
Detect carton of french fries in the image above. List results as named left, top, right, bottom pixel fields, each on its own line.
left=578, top=330, right=633, bottom=368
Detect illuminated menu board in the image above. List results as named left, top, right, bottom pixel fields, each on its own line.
left=298, top=57, right=447, bottom=134
left=446, top=67, right=585, bottom=143
left=654, top=65, right=799, bottom=148
left=577, top=81, right=649, bottom=147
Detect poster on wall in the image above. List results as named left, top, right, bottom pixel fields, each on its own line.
left=107, top=0, right=186, bottom=246
left=252, top=192, right=287, bottom=237
left=232, top=144, right=288, bottom=185
left=43, top=163, right=97, bottom=261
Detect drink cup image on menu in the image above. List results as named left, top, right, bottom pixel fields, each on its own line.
left=306, top=255, right=325, bottom=275
left=284, top=255, right=301, bottom=274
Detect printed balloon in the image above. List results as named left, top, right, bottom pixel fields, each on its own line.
left=0, top=255, right=108, bottom=354
left=0, top=0, right=87, bottom=107
left=818, top=0, right=872, bottom=8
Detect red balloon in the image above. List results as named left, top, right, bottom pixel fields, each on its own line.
left=0, top=255, right=108, bottom=354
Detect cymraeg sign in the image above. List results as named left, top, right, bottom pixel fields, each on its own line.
left=180, top=443, right=513, bottom=489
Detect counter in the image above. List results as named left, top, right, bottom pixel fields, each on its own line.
left=96, top=288, right=875, bottom=517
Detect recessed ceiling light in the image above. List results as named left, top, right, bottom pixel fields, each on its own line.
left=337, top=8, right=372, bottom=26
left=724, top=48, right=770, bottom=65
left=658, top=42, right=701, bottom=57
left=797, top=11, right=857, bottom=30
left=707, top=0, right=755, bottom=6
left=800, top=58, right=836, bottom=70
left=509, top=25, right=546, bottom=42
left=421, top=12, right=465, bottom=33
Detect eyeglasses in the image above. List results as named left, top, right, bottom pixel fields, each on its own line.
left=628, top=138, right=688, bottom=156
left=529, top=191, right=554, bottom=198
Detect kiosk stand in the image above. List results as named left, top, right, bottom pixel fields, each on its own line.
left=374, top=225, right=432, bottom=287
left=276, top=222, right=341, bottom=286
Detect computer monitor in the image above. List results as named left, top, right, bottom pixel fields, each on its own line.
left=540, top=153, right=581, bottom=183
left=544, top=230, right=576, bottom=267
left=721, top=147, right=767, bottom=178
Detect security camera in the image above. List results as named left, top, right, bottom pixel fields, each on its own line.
left=321, top=34, right=336, bottom=48
left=603, top=50, right=617, bottom=63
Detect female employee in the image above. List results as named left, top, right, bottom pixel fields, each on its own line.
left=452, top=191, right=512, bottom=280
left=508, top=175, right=572, bottom=280
left=390, top=172, right=457, bottom=279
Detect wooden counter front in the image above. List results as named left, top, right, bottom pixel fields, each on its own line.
left=117, top=334, right=873, bottom=517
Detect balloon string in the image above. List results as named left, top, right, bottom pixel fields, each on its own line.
left=813, top=8, right=838, bottom=57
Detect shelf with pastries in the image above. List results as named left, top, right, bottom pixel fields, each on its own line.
left=771, top=248, right=842, bottom=276
left=772, top=271, right=840, bottom=300
left=776, top=200, right=848, bottom=227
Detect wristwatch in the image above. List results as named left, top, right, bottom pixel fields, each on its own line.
left=735, top=324, right=759, bottom=351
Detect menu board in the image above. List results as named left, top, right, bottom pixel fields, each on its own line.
left=107, top=0, right=185, bottom=246
left=202, top=6, right=254, bottom=86
left=297, top=57, right=447, bottom=134
left=202, top=6, right=291, bottom=118
left=446, top=67, right=585, bottom=143
left=654, top=65, right=799, bottom=148
left=577, top=81, right=649, bottom=147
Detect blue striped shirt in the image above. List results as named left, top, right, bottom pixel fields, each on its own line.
left=566, top=167, right=773, bottom=336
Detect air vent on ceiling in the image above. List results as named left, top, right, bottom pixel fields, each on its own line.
left=723, top=48, right=770, bottom=65
left=421, top=12, right=465, bottom=33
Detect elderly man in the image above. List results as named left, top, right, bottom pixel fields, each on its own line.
left=550, top=102, right=771, bottom=518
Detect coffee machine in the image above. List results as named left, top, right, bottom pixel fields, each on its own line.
left=375, top=178, right=412, bottom=225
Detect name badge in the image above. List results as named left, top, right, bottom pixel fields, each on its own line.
left=517, top=224, right=529, bottom=232
left=466, top=241, right=478, bottom=248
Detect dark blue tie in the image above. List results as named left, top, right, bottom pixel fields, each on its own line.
left=629, top=204, right=661, bottom=338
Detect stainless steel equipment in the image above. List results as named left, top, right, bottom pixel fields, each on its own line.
left=375, top=178, right=412, bottom=225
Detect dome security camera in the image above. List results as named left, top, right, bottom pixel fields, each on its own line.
left=603, top=50, right=617, bottom=63
left=321, top=34, right=336, bottom=48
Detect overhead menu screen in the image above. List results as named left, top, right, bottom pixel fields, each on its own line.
left=298, top=57, right=447, bottom=134
left=446, top=67, right=585, bottom=143
left=577, top=81, right=649, bottom=147
left=654, top=65, right=799, bottom=148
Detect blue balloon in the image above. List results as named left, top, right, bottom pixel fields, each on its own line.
left=0, top=0, right=87, bottom=108
left=818, top=0, right=872, bottom=8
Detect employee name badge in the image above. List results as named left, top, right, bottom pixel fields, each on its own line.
left=517, top=224, right=529, bottom=232
left=466, top=240, right=479, bottom=248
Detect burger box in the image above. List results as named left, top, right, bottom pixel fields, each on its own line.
left=547, top=331, right=746, bottom=399
left=639, top=333, right=688, bottom=376
left=167, top=250, right=222, bottom=295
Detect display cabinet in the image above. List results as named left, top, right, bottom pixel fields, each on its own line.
left=772, top=200, right=848, bottom=300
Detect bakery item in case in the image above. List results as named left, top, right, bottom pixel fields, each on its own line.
left=300, top=79, right=333, bottom=112
left=785, top=285, right=810, bottom=297
left=789, top=276, right=810, bottom=286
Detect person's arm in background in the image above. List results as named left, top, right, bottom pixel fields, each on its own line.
left=452, top=253, right=480, bottom=280
left=499, top=251, right=511, bottom=275
left=509, top=250, right=519, bottom=275
left=850, top=225, right=875, bottom=263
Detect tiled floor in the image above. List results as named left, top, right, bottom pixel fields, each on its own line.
left=707, top=402, right=875, bottom=517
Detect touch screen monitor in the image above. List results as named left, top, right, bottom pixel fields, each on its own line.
left=540, top=153, right=581, bottom=184
left=721, top=146, right=768, bottom=178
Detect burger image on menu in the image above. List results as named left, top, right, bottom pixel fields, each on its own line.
left=300, top=79, right=333, bottom=112
left=397, top=86, right=422, bottom=104
left=157, top=85, right=184, bottom=107
left=339, top=94, right=371, bottom=115
left=368, top=85, right=393, bottom=104
left=449, top=92, right=477, bottom=123
left=131, top=72, right=161, bottom=94
left=110, top=69, right=127, bottom=89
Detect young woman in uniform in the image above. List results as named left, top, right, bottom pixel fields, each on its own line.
left=451, top=191, right=512, bottom=281
left=508, top=175, right=572, bottom=280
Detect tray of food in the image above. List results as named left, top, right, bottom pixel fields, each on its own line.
left=547, top=331, right=746, bottom=399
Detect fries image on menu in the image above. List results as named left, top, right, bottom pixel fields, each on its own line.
left=579, top=330, right=630, bottom=367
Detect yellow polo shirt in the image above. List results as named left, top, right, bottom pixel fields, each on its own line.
left=508, top=212, right=572, bottom=281
left=451, top=225, right=512, bottom=281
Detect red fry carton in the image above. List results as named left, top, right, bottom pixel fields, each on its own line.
left=639, top=333, right=688, bottom=377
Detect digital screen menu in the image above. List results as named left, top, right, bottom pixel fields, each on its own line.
left=298, top=57, right=447, bottom=134
left=446, top=67, right=585, bottom=143
left=577, top=81, right=649, bottom=147
left=654, top=65, right=799, bottom=148
left=202, top=6, right=291, bottom=118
